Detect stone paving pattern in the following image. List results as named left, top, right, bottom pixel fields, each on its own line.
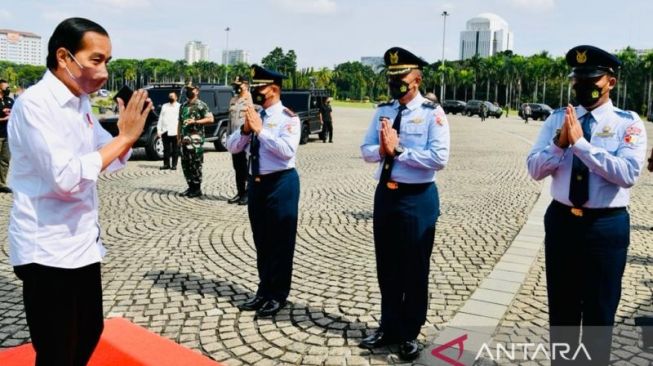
left=0, top=107, right=650, bottom=365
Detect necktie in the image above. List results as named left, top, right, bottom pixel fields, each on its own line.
left=569, top=113, right=593, bottom=207
left=379, top=105, right=407, bottom=184
left=250, top=110, right=265, bottom=178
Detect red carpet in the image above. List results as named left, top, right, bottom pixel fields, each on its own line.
left=0, top=318, right=222, bottom=366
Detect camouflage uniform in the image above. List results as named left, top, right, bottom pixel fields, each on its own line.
left=179, top=99, right=210, bottom=187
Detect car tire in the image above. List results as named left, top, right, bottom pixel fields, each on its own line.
left=300, top=123, right=310, bottom=145
left=214, top=126, right=228, bottom=152
left=145, top=132, right=164, bottom=160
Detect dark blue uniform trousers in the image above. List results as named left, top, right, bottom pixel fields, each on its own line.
left=544, top=201, right=629, bottom=365
left=373, top=182, right=439, bottom=341
left=247, top=168, right=300, bottom=302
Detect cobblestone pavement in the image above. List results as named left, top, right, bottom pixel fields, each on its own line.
left=0, top=107, right=649, bottom=365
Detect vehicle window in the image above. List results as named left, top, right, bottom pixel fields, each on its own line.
left=217, top=91, right=232, bottom=113
left=199, top=91, right=217, bottom=110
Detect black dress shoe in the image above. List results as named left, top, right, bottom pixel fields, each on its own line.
left=227, top=194, right=241, bottom=204
left=256, top=299, right=285, bottom=317
left=171, top=166, right=177, bottom=170
left=237, top=195, right=248, bottom=205
left=180, top=188, right=191, bottom=196
left=159, top=166, right=170, bottom=170
left=358, top=330, right=396, bottom=349
left=0, top=187, right=11, bottom=193
left=186, top=189, right=202, bottom=198
left=398, top=340, right=420, bottom=361
left=238, top=296, right=267, bottom=311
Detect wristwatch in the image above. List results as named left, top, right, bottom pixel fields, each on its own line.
left=394, top=145, right=405, bottom=156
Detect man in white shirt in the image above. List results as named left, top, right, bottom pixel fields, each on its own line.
left=156, top=92, right=180, bottom=170
left=7, top=17, right=151, bottom=366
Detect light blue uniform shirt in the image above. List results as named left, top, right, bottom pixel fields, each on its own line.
left=527, top=100, right=647, bottom=208
left=226, top=101, right=301, bottom=175
left=360, top=93, right=450, bottom=183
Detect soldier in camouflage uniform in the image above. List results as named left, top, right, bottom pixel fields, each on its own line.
left=178, top=85, right=214, bottom=197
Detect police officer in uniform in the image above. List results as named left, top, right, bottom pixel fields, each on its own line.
left=359, top=47, right=450, bottom=361
left=527, top=45, right=647, bottom=365
left=228, top=75, right=254, bottom=205
left=178, top=85, right=214, bottom=198
left=227, top=65, right=301, bottom=317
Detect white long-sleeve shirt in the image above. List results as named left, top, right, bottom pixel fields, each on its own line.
left=156, top=101, right=180, bottom=136
left=7, top=70, right=131, bottom=268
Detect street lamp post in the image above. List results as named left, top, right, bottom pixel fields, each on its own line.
left=224, top=27, right=230, bottom=85
left=440, top=11, right=449, bottom=102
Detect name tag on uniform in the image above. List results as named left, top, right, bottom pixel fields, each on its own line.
left=595, top=126, right=615, bottom=138
left=265, top=123, right=277, bottom=129
left=409, top=117, right=424, bottom=124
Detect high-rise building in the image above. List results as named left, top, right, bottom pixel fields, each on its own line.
left=459, top=13, right=513, bottom=60
left=0, top=29, right=43, bottom=65
left=360, top=57, right=384, bottom=72
left=222, top=49, right=249, bottom=65
left=185, top=41, right=209, bottom=64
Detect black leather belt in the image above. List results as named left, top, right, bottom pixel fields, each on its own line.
left=383, top=181, right=432, bottom=192
left=251, top=168, right=294, bottom=183
left=551, top=200, right=626, bottom=218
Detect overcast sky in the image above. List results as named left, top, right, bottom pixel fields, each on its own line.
left=2, top=0, right=652, bottom=68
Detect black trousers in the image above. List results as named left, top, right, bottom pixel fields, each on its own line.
left=161, top=132, right=178, bottom=168
left=322, top=120, right=333, bottom=142
left=544, top=201, right=629, bottom=365
left=14, top=262, right=104, bottom=366
left=231, top=151, right=248, bottom=196
left=247, top=169, right=300, bottom=302
left=373, top=182, right=439, bottom=341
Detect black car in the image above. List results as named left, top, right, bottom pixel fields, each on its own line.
left=465, top=100, right=503, bottom=118
left=442, top=100, right=467, bottom=114
left=519, top=103, right=553, bottom=121
left=99, top=83, right=233, bottom=160
left=280, top=89, right=330, bottom=144
left=647, top=109, right=653, bottom=122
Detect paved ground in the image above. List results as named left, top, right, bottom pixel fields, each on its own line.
left=0, top=107, right=650, bottom=365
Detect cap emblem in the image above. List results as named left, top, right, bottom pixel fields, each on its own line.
left=576, top=50, right=587, bottom=64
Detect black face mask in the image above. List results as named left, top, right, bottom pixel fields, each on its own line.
left=186, top=89, right=196, bottom=99
left=388, top=79, right=410, bottom=100
left=251, top=88, right=267, bottom=105
left=573, top=80, right=605, bottom=107
left=168, top=97, right=176, bottom=103
left=233, top=86, right=242, bottom=94
left=2, top=88, right=9, bottom=96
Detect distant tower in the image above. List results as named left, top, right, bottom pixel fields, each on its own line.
left=459, top=13, right=513, bottom=60
left=185, top=41, right=209, bottom=64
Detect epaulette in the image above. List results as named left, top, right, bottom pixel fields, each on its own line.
left=422, top=101, right=439, bottom=109
left=377, top=100, right=394, bottom=107
left=551, top=107, right=566, bottom=115
left=283, top=108, right=296, bottom=117
left=614, top=108, right=636, bottom=120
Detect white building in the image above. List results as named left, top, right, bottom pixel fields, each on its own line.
left=222, top=49, right=249, bottom=65
left=185, top=41, right=209, bottom=64
left=0, top=29, right=43, bottom=65
left=459, top=13, right=513, bottom=60
left=360, top=57, right=384, bottom=72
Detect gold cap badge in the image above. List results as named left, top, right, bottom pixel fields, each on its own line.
left=389, top=51, right=399, bottom=65
left=576, top=50, right=587, bottom=64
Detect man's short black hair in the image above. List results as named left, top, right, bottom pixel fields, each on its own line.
left=46, top=17, right=108, bottom=71
left=0, top=79, right=7, bottom=84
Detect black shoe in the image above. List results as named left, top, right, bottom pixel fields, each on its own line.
left=0, top=187, right=11, bottom=193
left=180, top=188, right=191, bottom=196
left=237, top=195, right=248, bottom=205
left=171, top=166, right=177, bottom=170
left=398, top=340, right=420, bottom=361
left=323, top=139, right=327, bottom=143
left=159, top=166, right=170, bottom=170
left=329, top=140, right=333, bottom=143
left=256, top=299, right=285, bottom=317
left=186, top=189, right=202, bottom=198
left=227, top=194, right=241, bottom=204
left=238, top=296, right=267, bottom=311
left=358, top=330, right=396, bottom=349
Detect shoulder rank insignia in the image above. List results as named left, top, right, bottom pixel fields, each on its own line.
left=283, top=108, right=296, bottom=117
left=422, top=101, right=437, bottom=109
left=377, top=100, right=394, bottom=107
left=615, top=109, right=636, bottom=120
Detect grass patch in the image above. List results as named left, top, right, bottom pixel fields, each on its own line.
left=332, top=100, right=377, bottom=109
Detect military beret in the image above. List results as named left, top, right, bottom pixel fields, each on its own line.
left=566, top=45, right=622, bottom=78
left=250, top=64, right=286, bottom=87
left=384, top=47, right=429, bottom=76
left=231, top=75, right=250, bottom=85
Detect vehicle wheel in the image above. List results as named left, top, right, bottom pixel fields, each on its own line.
left=300, top=124, right=310, bottom=145
left=213, top=126, right=228, bottom=152
left=145, top=132, right=163, bottom=160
